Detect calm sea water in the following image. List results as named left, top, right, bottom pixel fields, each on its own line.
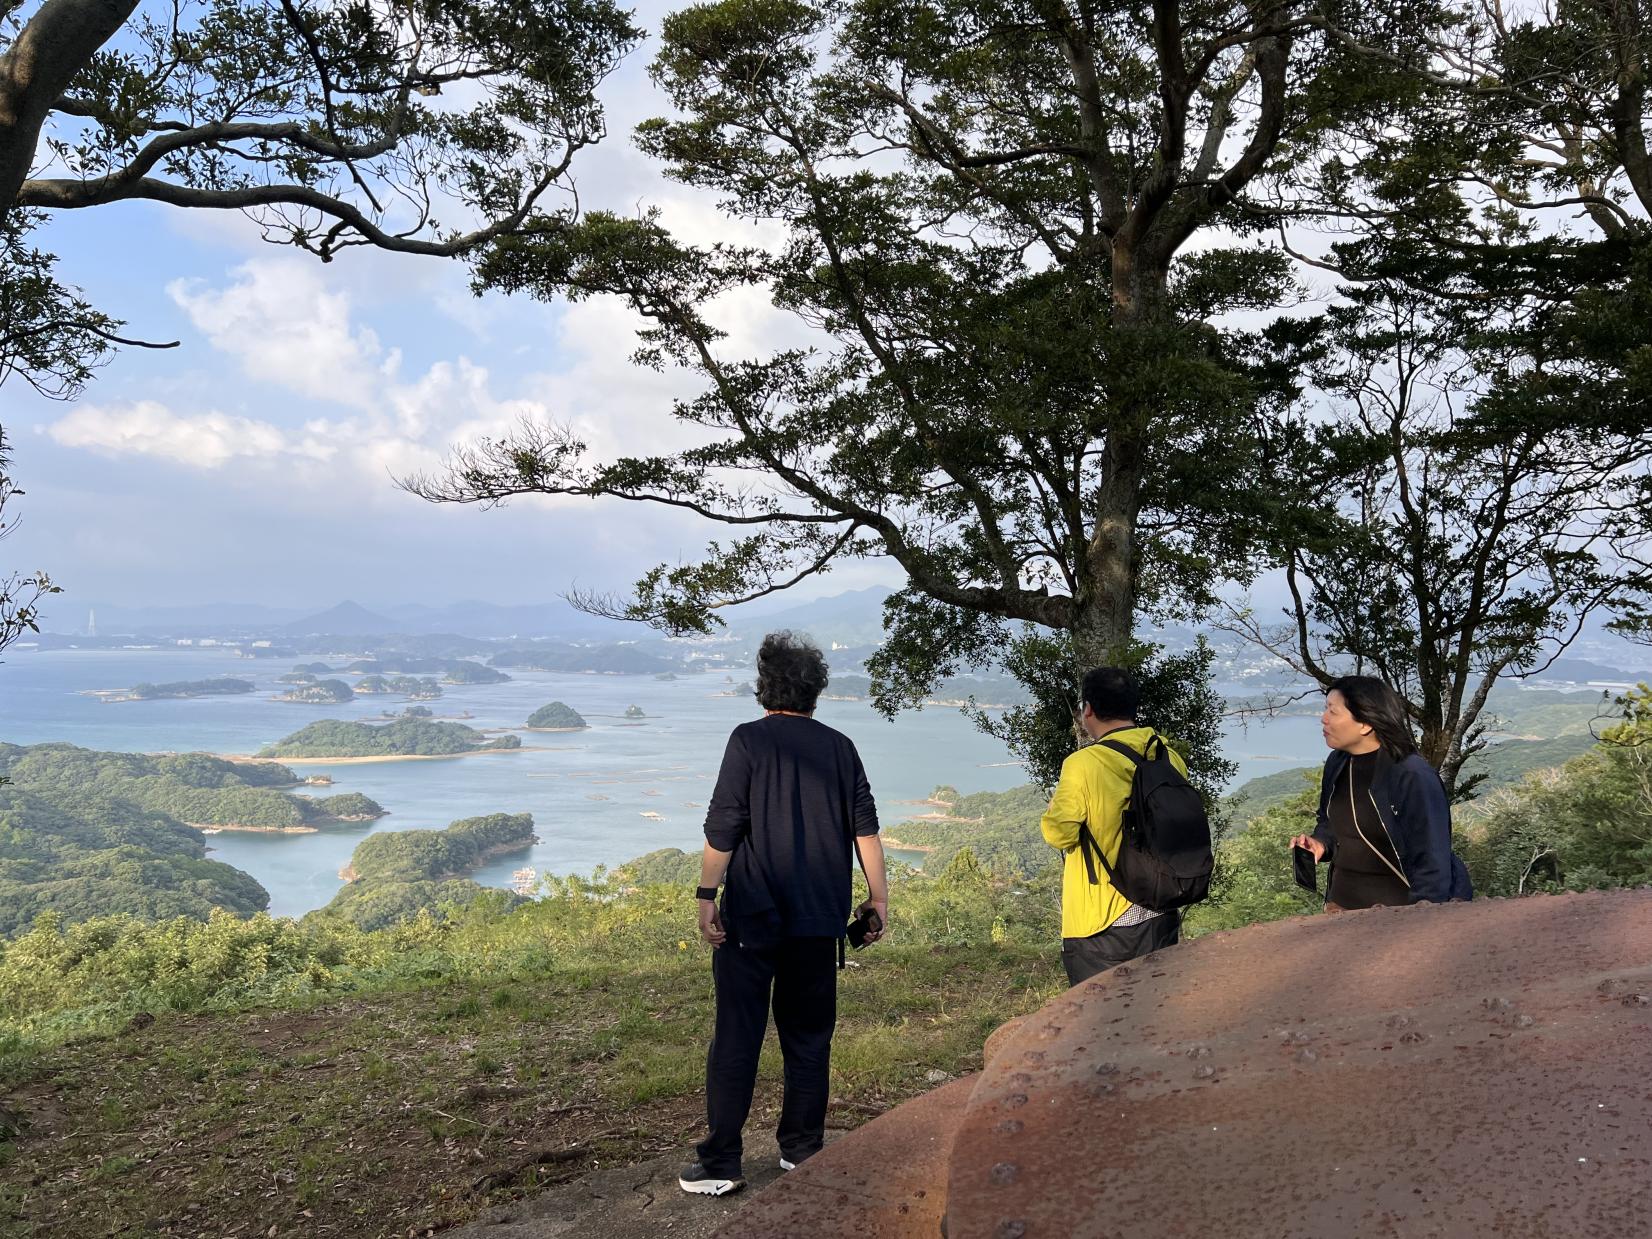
left=0, top=648, right=1327, bottom=915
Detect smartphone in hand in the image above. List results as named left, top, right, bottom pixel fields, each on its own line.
left=847, top=906, right=883, bottom=949
left=1292, top=845, right=1320, bottom=895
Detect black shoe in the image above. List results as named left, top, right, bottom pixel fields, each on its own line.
left=678, top=1160, right=744, bottom=1196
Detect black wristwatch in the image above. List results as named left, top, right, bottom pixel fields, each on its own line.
left=695, top=885, right=719, bottom=901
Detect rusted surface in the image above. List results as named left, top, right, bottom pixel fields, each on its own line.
left=716, top=1075, right=974, bottom=1237
left=947, top=890, right=1652, bottom=1239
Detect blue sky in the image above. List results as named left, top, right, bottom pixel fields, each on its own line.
left=2, top=3, right=900, bottom=623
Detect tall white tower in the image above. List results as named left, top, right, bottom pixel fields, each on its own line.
left=87, top=608, right=97, bottom=637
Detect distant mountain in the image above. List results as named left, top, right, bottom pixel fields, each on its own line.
left=283, top=601, right=402, bottom=636
left=725, top=586, right=894, bottom=647
left=1527, top=657, right=1652, bottom=686
left=380, top=599, right=639, bottom=639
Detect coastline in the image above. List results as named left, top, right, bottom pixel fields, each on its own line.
left=220, top=747, right=546, bottom=766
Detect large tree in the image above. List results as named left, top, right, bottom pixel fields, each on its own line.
left=406, top=0, right=1433, bottom=780
left=1229, top=0, right=1652, bottom=789
left=1, top=0, right=639, bottom=250
left=1229, top=280, right=1649, bottom=797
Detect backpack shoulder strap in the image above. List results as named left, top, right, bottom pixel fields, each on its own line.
left=1097, top=738, right=1148, bottom=764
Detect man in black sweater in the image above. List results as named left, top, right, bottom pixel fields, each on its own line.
left=679, top=631, right=888, bottom=1197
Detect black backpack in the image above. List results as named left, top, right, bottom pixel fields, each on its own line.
left=1076, top=735, right=1213, bottom=912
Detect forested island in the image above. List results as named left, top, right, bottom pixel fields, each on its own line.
left=276, top=678, right=355, bottom=704
left=317, top=813, right=535, bottom=930
left=443, top=662, right=510, bottom=685
left=256, top=719, right=523, bottom=760
left=0, top=744, right=387, bottom=935
left=354, top=674, right=443, bottom=698
left=525, top=701, right=587, bottom=730
left=98, top=678, right=257, bottom=703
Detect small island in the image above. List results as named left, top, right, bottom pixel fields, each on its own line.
left=525, top=701, right=588, bottom=731
left=306, top=792, right=386, bottom=822
left=443, top=662, right=511, bottom=686
left=277, top=678, right=356, bottom=704
left=256, top=719, right=524, bottom=761
left=314, top=812, right=535, bottom=930
left=353, top=674, right=440, bottom=697
left=624, top=704, right=647, bottom=719
left=98, top=678, right=257, bottom=703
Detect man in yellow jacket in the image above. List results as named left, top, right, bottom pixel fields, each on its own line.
left=1040, top=667, right=1189, bottom=986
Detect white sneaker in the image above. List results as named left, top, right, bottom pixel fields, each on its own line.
left=678, top=1161, right=744, bottom=1196
left=779, top=1157, right=796, bottom=1171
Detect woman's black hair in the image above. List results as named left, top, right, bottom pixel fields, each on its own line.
left=755, top=631, right=829, bottom=714
left=1327, top=675, right=1418, bottom=760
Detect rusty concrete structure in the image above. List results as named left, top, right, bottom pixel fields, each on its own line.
left=722, top=889, right=1652, bottom=1238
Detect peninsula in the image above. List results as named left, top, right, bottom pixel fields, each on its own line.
left=90, top=677, right=257, bottom=703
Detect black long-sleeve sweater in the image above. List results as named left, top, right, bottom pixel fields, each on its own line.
left=704, top=714, right=880, bottom=943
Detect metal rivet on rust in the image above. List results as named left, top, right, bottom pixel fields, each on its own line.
left=1400, top=1030, right=1427, bottom=1044
left=1295, top=1047, right=1318, bottom=1063
left=1003, top=1093, right=1028, bottom=1109
left=1022, top=1050, right=1045, bottom=1063
left=1186, top=1043, right=1212, bottom=1059
left=996, top=1221, right=1027, bottom=1239
left=1623, top=994, right=1650, bottom=1007
left=1193, top=1065, right=1216, bottom=1080
left=994, top=1119, right=1023, bottom=1136
left=990, top=1162, right=1019, bottom=1185
left=1009, top=1072, right=1032, bottom=1086
left=1483, top=996, right=1513, bottom=1011
left=1095, top=1062, right=1118, bottom=1075
left=1513, top=1014, right=1536, bottom=1028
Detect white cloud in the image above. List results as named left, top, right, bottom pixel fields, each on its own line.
left=168, top=260, right=391, bottom=410
left=47, top=400, right=335, bottom=469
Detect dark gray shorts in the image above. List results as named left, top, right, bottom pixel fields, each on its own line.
left=1061, top=911, right=1181, bottom=987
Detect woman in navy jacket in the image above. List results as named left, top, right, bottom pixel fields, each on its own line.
left=1290, top=676, right=1471, bottom=909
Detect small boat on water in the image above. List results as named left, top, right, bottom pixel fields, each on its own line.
left=639, top=810, right=665, bottom=821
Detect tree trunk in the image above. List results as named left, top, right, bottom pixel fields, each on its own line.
left=1070, top=248, right=1169, bottom=673
left=0, top=0, right=138, bottom=222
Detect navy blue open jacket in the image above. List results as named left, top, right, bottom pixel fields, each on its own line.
left=1310, top=748, right=1473, bottom=904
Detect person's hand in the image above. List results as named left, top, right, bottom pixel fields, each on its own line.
left=698, top=899, right=726, bottom=947
left=859, top=898, right=888, bottom=944
left=1290, top=834, right=1326, bottom=862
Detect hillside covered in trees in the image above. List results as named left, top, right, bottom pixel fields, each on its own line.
left=0, top=745, right=383, bottom=833
left=317, top=813, right=536, bottom=930
left=257, top=720, right=522, bottom=759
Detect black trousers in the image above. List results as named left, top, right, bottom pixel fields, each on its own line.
left=696, top=935, right=837, bottom=1177
left=1061, top=911, right=1180, bottom=987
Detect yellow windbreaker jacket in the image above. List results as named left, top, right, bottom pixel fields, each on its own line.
left=1039, top=727, right=1189, bottom=939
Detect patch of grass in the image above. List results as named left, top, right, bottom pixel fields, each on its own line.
left=0, top=942, right=1062, bottom=1238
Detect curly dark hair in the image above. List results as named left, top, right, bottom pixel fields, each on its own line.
left=755, top=631, right=829, bottom=714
